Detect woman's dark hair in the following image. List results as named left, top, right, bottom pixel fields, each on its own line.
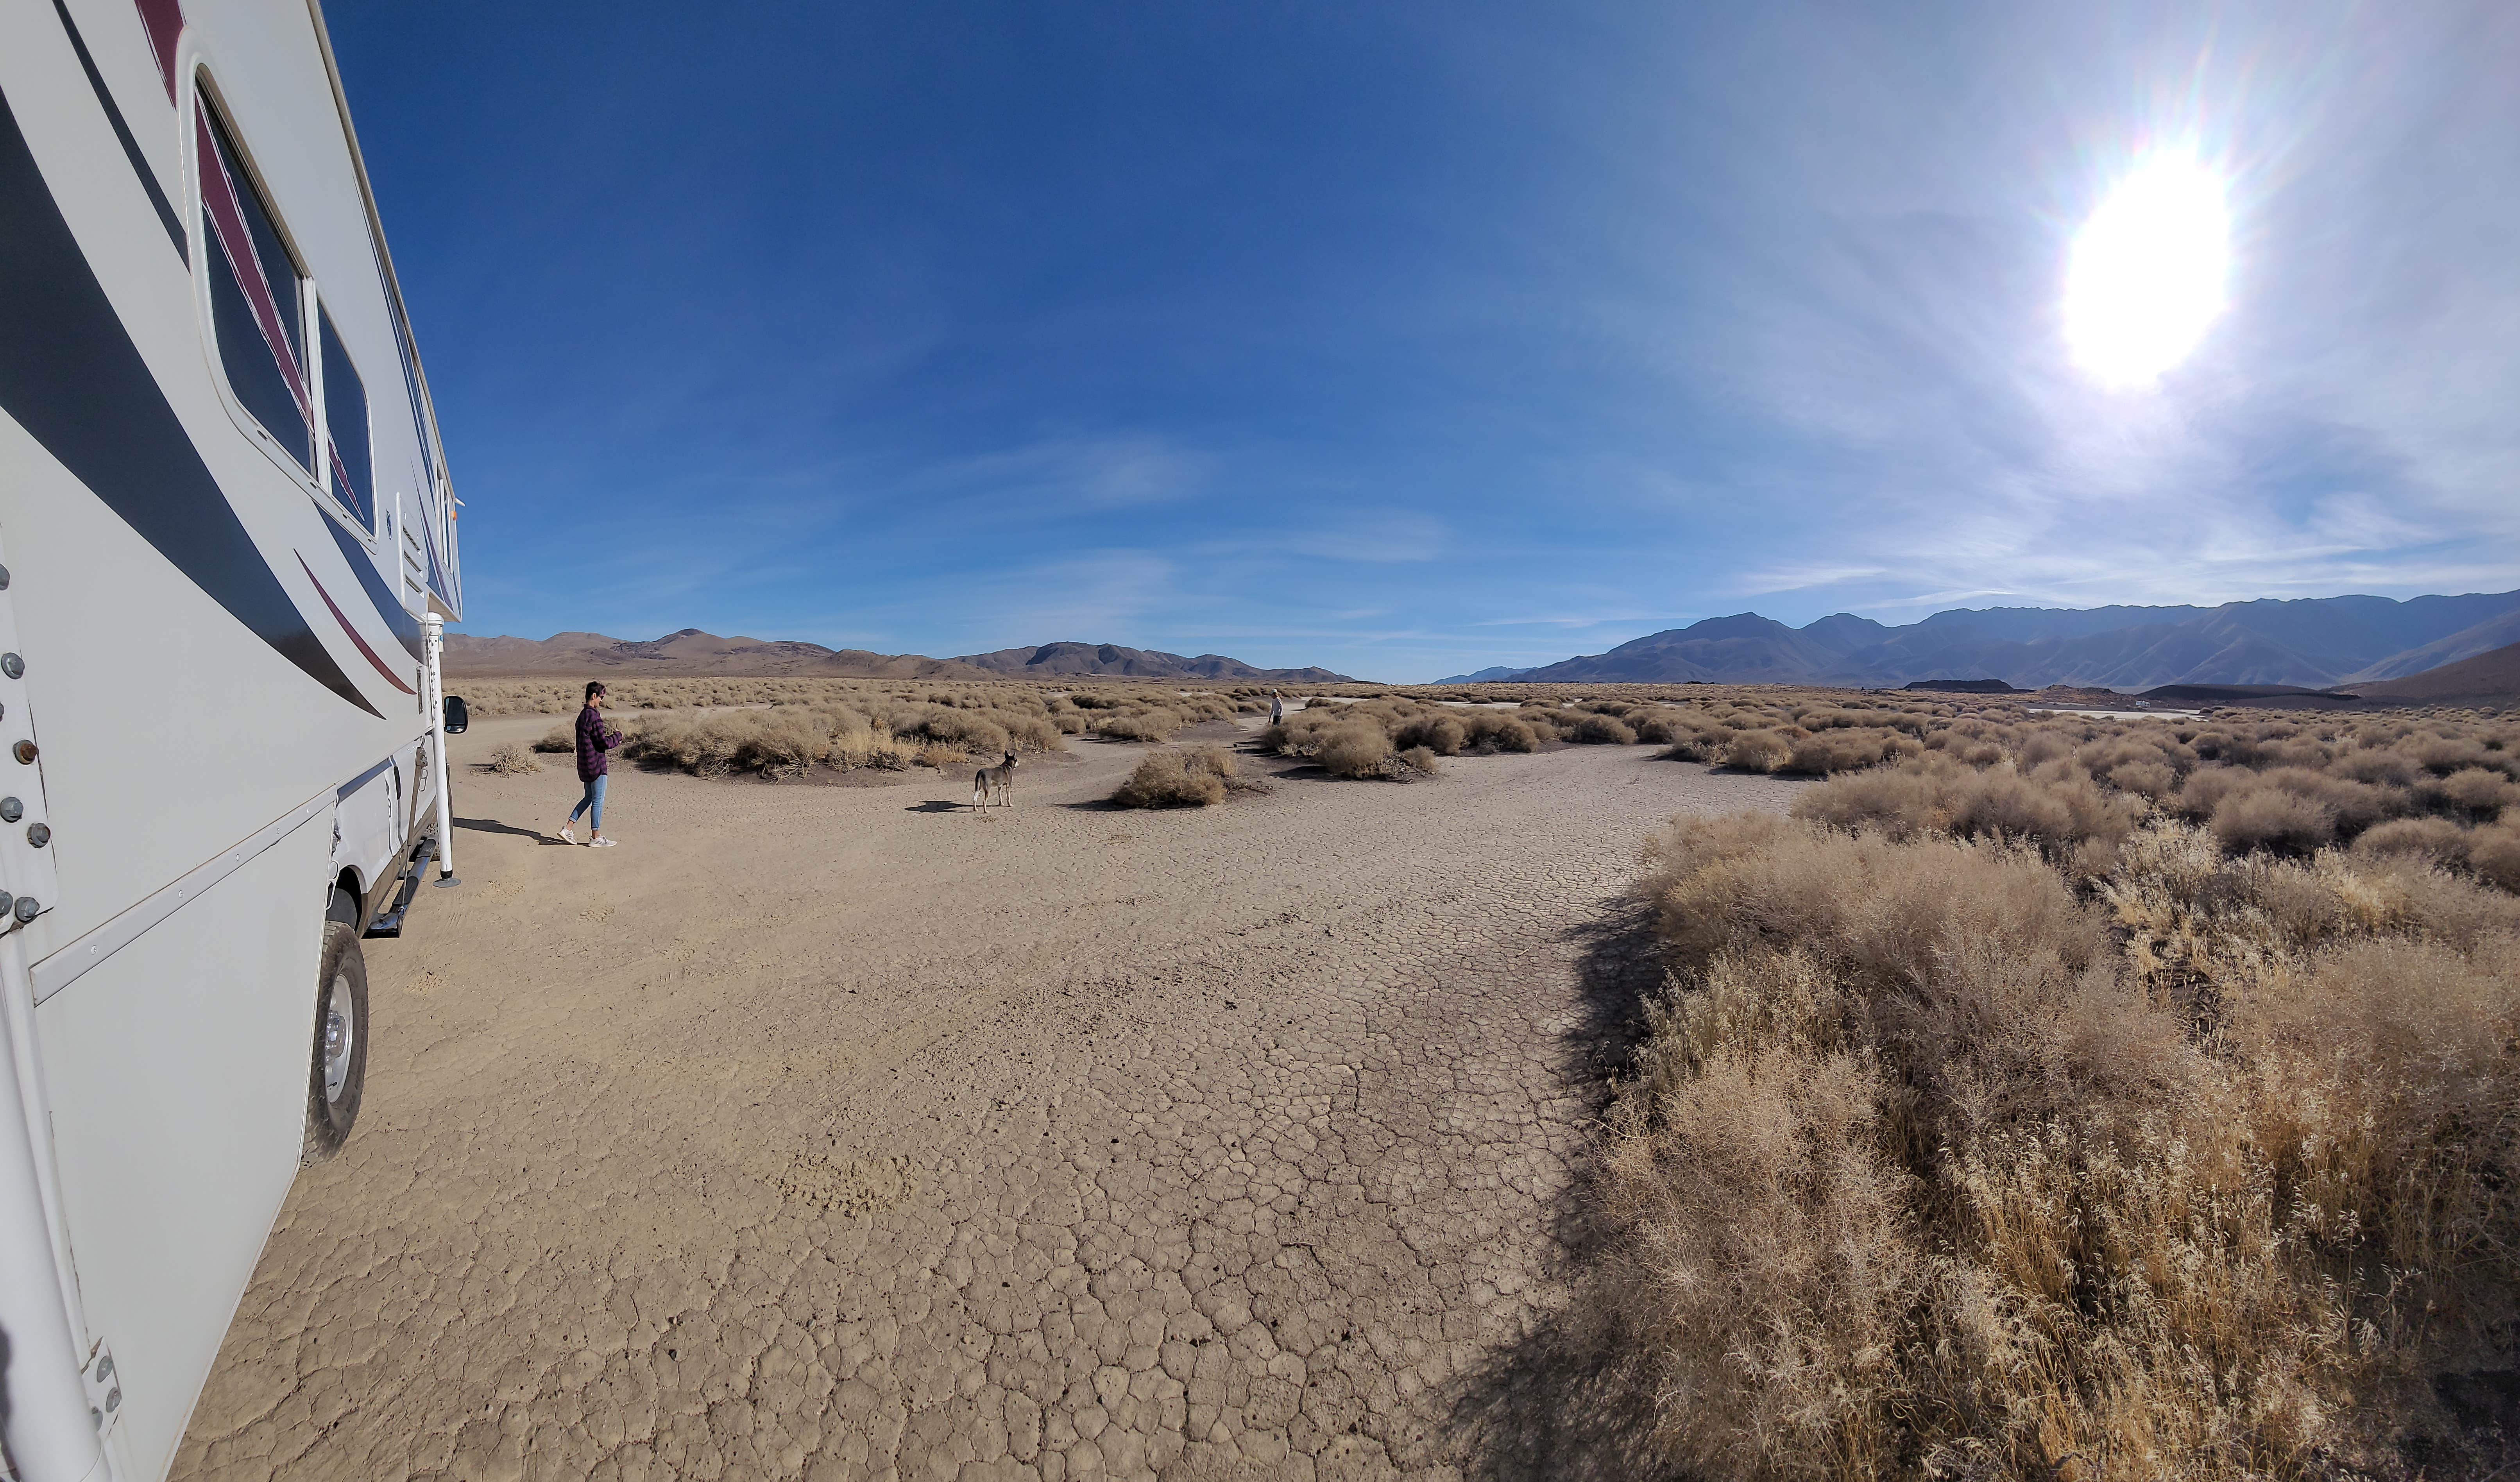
left=585, top=681, right=606, bottom=702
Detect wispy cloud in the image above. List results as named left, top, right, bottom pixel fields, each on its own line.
left=904, top=435, right=1213, bottom=515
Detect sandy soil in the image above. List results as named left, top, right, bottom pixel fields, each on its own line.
left=174, top=719, right=1807, bottom=1481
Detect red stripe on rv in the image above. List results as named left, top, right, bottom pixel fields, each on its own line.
left=193, top=107, right=309, bottom=422
left=133, top=0, right=183, bottom=101
left=296, top=553, right=417, bottom=696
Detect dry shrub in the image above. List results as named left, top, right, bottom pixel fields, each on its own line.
left=1394, top=715, right=1467, bottom=755
left=1566, top=713, right=1638, bottom=745
left=1627, top=708, right=1685, bottom=743
left=1091, top=711, right=1181, bottom=741
left=1793, top=758, right=2143, bottom=856
left=486, top=742, right=543, bottom=774
left=1111, top=746, right=1238, bottom=808
left=1594, top=804, right=2520, bottom=1478
left=1782, top=728, right=1915, bottom=776
left=625, top=705, right=936, bottom=778
left=2106, top=757, right=2177, bottom=798
left=2354, top=814, right=2472, bottom=868
left=2176, top=764, right=2257, bottom=819
left=2212, top=784, right=2336, bottom=857
left=1398, top=745, right=1441, bottom=776
left=1317, top=724, right=1394, bottom=779
left=1459, top=710, right=1539, bottom=753
left=1641, top=813, right=2103, bottom=984
left=2473, top=822, right=2520, bottom=892
left=532, top=724, right=574, bottom=753
left=2432, top=766, right=2520, bottom=819
left=1725, top=729, right=1792, bottom=773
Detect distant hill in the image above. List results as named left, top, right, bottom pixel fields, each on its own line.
left=2340, top=607, right=2520, bottom=682
left=1434, top=666, right=1531, bottom=684
left=2355, top=641, right=2520, bottom=705
left=950, top=642, right=1351, bottom=683
left=444, top=629, right=990, bottom=679
left=444, top=629, right=1351, bottom=683
left=1516, top=613, right=1865, bottom=684
left=1466, top=589, right=2520, bottom=690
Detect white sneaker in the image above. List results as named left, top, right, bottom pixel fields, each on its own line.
left=588, top=837, right=617, bottom=848
left=558, top=825, right=576, bottom=845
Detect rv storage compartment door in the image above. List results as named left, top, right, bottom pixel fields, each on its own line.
left=34, top=814, right=333, bottom=1481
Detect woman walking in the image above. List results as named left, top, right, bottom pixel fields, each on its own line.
left=560, top=680, right=623, bottom=847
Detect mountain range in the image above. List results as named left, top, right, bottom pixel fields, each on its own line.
left=443, top=630, right=1353, bottom=683
left=1439, top=590, right=2520, bottom=691
left=953, top=642, right=1348, bottom=683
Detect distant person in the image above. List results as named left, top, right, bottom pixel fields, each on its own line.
left=560, top=681, right=622, bottom=847
left=1269, top=692, right=1285, bottom=725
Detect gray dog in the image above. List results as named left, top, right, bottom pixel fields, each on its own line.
left=972, top=751, right=1018, bottom=810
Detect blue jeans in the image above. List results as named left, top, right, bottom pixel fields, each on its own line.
left=569, top=774, right=606, bottom=832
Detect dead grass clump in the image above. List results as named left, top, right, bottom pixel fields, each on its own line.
left=1593, top=796, right=2520, bottom=1478
left=1111, top=747, right=1239, bottom=808
left=486, top=742, right=543, bottom=774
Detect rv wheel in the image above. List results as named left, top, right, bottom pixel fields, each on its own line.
left=302, top=922, right=370, bottom=1165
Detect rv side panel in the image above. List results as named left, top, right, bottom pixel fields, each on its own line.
left=33, top=814, right=330, bottom=1480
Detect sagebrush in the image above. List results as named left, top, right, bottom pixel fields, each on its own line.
left=1591, top=703, right=2520, bottom=1477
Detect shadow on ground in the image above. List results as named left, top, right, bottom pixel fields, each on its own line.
left=454, top=816, right=565, bottom=845
left=1441, top=896, right=1679, bottom=1481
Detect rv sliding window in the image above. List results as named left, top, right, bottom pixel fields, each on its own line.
left=319, top=308, right=373, bottom=530
left=196, top=93, right=312, bottom=474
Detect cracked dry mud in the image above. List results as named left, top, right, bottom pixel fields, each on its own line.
left=175, top=717, right=1806, bottom=1481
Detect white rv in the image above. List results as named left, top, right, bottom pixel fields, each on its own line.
left=0, top=0, right=465, bottom=1476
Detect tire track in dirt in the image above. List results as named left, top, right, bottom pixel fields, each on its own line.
left=175, top=722, right=1806, bottom=1480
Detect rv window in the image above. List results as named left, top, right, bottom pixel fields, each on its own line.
left=197, top=95, right=311, bottom=473
left=319, top=308, right=373, bottom=529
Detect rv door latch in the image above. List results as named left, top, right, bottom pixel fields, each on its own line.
left=84, top=1342, right=123, bottom=1437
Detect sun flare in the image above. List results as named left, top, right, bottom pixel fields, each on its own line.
left=2063, top=152, right=2230, bottom=387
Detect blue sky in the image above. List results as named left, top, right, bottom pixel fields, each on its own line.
left=331, top=0, right=2520, bottom=682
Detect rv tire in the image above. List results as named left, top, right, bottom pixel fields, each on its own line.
left=302, top=922, right=370, bottom=1165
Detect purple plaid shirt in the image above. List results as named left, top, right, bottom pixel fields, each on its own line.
left=575, top=705, right=622, bottom=780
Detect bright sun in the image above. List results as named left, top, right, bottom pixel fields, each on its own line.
left=2063, top=153, right=2230, bottom=387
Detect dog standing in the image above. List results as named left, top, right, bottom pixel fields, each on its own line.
left=972, top=751, right=1018, bottom=810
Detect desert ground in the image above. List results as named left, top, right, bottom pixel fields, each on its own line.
left=174, top=714, right=1807, bottom=1481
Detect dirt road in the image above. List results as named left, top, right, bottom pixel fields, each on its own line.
left=175, top=719, right=1804, bottom=1480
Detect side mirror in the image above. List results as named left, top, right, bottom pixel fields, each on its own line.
left=442, top=695, right=469, bottom=734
